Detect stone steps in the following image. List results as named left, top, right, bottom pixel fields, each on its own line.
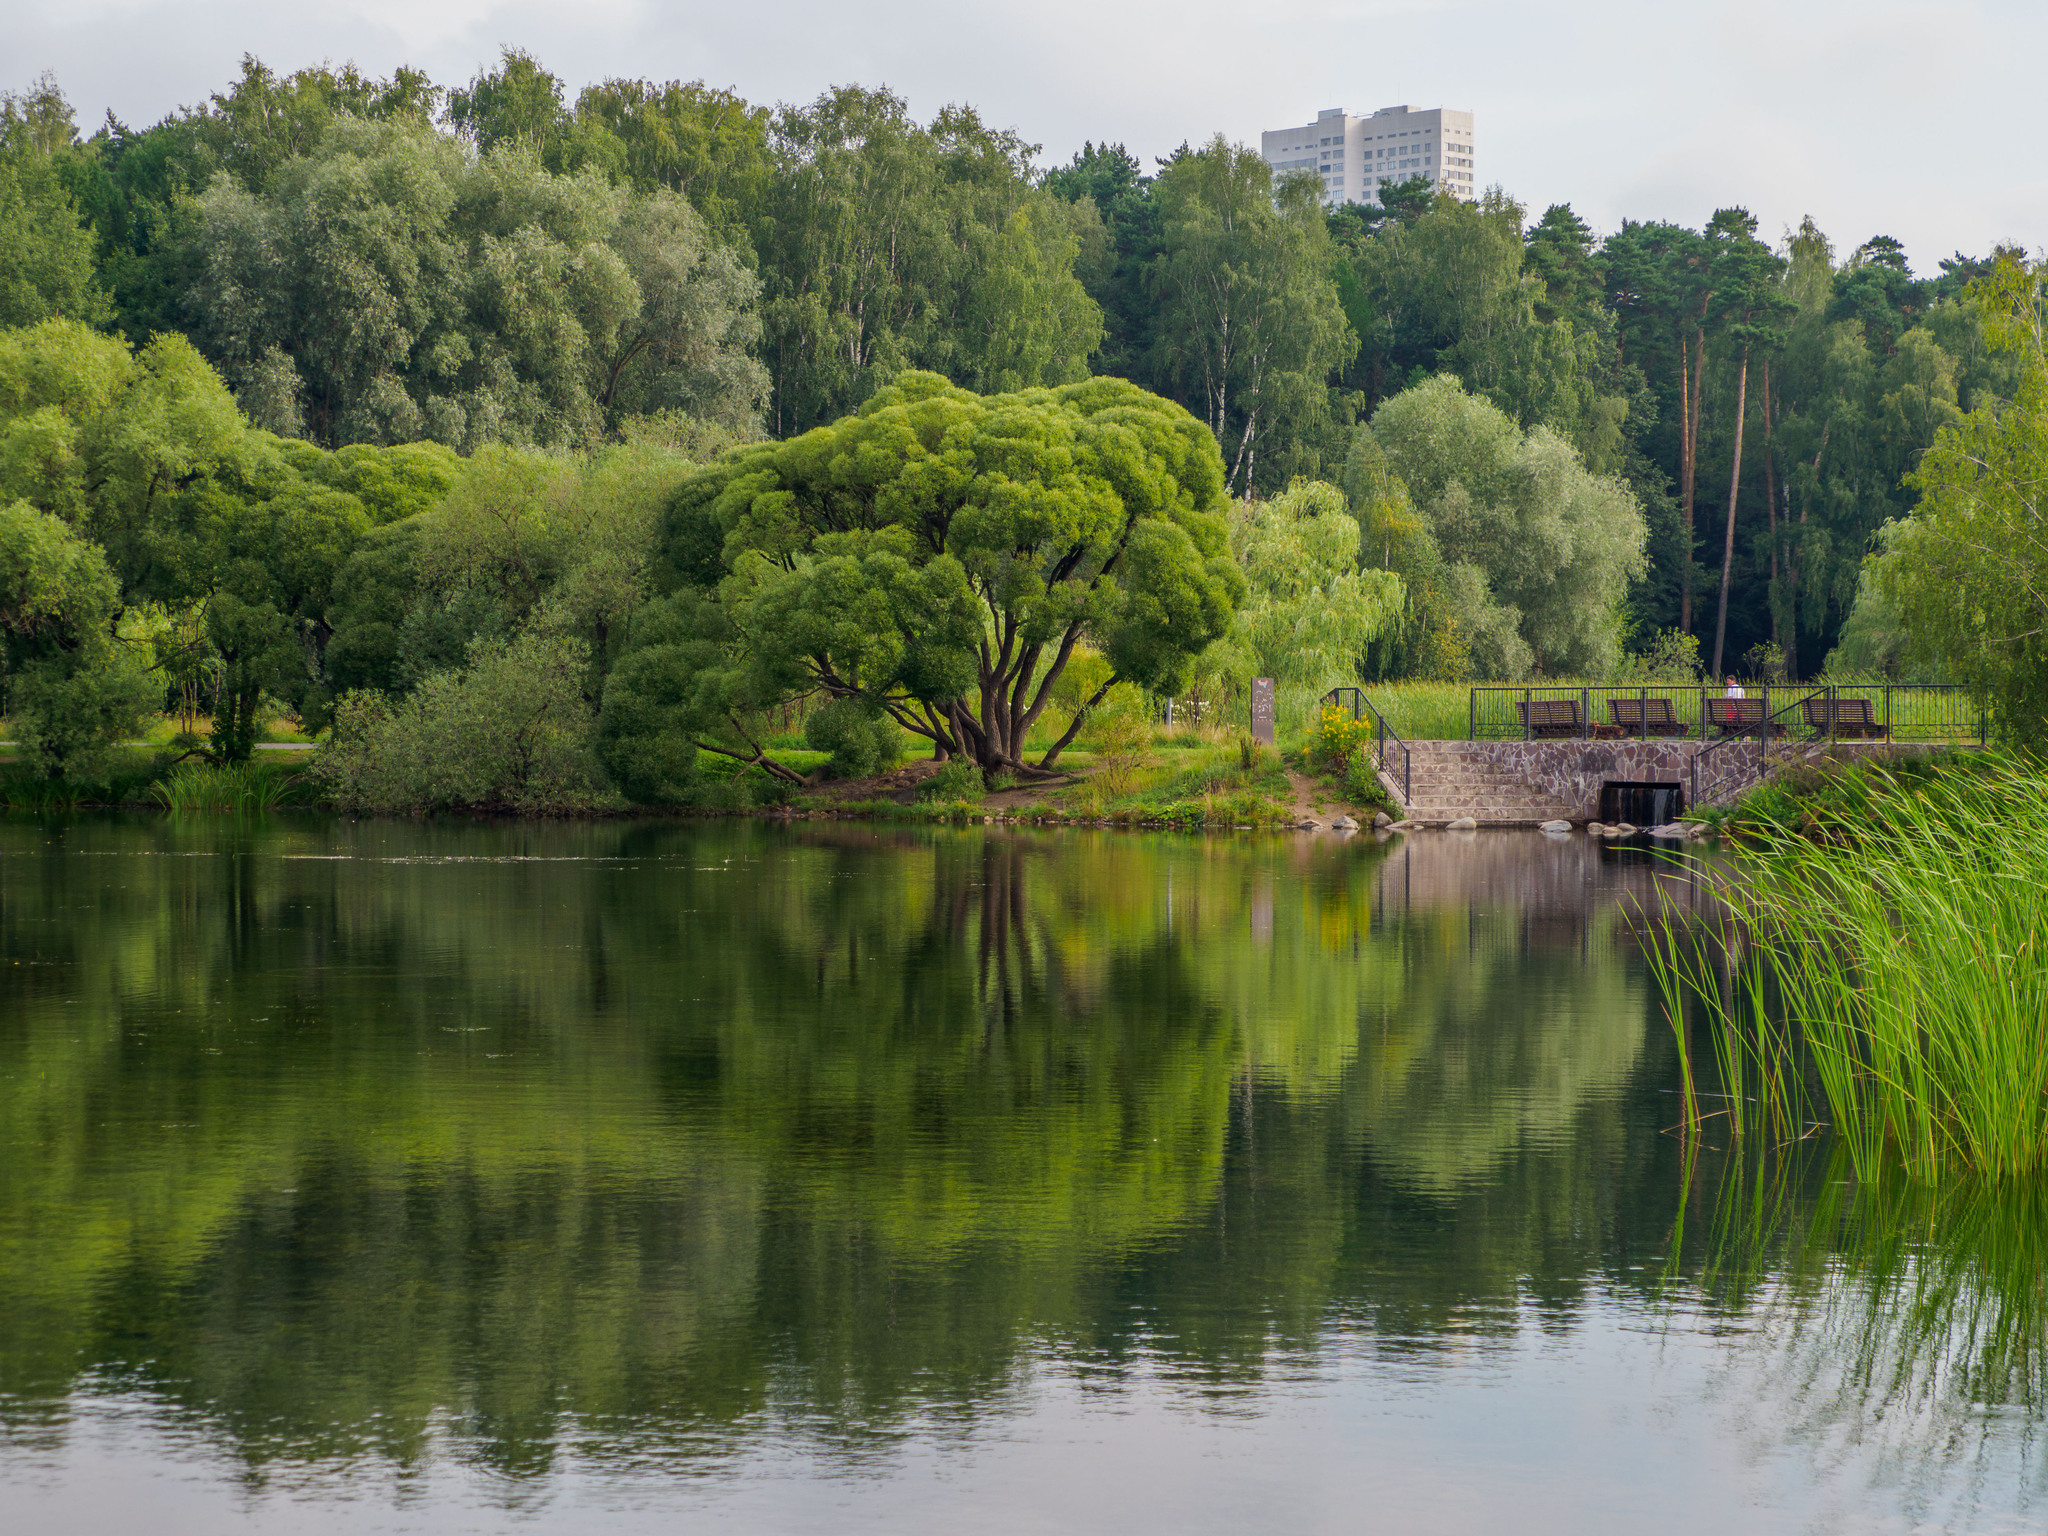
left=1393, top=743, right=1576, bottom=824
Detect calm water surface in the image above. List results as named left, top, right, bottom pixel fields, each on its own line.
left=0, top=817, right=2041, bottom=1534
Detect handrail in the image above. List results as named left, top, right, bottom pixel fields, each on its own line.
left=1689, top=685, right=1822, bottom=807
left=1322, top=686, right=1410, bottom=805
left=1464, top=681, right=1982, bottom=745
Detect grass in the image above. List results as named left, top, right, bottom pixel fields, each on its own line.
left=151, top=759, right=318, bottom=812
left=1641, top=753, right=2048, bottom=1183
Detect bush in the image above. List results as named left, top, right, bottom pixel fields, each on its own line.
left=918, top=759, right=986, bottom=802
left=1309, top=703, right=1373, bottom=771
left=804, top=696, right=905, bottom=779
left=318, top=630, right=613, bottom=813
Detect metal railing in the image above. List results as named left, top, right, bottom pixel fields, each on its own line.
left=1322, top=686, right=1410, bottom=805
left=1467, top=683, right=1983, bottom=745
left=1688, top=687, right=1827, bottom=808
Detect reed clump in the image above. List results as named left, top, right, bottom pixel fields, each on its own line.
left=1645, top=755, right=2048, bottom=1183
left=151, top=759, right=310, bottom=812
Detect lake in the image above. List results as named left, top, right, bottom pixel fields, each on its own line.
left=1, top=816, right=2041, bottom=1534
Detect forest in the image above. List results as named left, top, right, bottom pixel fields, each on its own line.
left=1, top=52, right=2039, bottom=802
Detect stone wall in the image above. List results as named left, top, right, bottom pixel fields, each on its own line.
left=1446, top=739, right=1920, bottom=817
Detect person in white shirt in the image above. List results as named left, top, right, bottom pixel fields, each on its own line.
left=1724, top=675, right=1745, bottom=699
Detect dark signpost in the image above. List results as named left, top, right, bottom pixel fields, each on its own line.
left=1251, top=677, right=1275, bottom=744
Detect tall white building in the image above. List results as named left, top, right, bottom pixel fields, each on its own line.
left=1259, top=104, right=1476, bottom=207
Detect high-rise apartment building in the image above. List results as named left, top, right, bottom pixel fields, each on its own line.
left=1259, top=104, right=1476, bottom=207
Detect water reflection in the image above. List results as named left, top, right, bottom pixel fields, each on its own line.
left=0, top=817, right=2038, bottom=1530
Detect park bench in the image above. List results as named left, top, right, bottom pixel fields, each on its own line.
left=1515, top=699, right=1606, bottom=738
left=1704, top=696, right=1781, bottom=737
left=1607, top=696, right=1690, bottom=737
left=1802, top=694, right=1886, bottom=739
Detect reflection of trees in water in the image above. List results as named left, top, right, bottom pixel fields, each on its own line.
left=6, top=818, right=1989, bottom=1481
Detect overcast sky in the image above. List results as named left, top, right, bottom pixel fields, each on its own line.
left=11, top=0, right=2045, bottom=271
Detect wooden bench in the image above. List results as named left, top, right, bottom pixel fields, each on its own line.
left=1514, top=699, right=1610, bottom=738
left=1607, top=696, right=1690, bottom=736
left=1802, top=694, right=1886, bottom=739
left=1704, top=697, right=1780, bottom=737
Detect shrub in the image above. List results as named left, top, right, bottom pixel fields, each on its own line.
left=1310, top=703, right=1372, bottom=771
left=317, top=630, right=613, bottom=812
left=918, top=759, right=986, bottom=802
left=804, top=696, right=905, bottom=779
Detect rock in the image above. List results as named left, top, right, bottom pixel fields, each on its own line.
left=1296, top=819, right=1321, bottom=831
left=1331, top=815, right=1359, bottom=832
left=1585, top=822, right=1607, bottom=836
left=1389, top=820, right=1421, bottom=832
left=1446, top=816, right=1478, bottom=831
left=1371, top=811, right=1393, bottom=829
left=1609, top=822, right=1638, bottom=837
left=1539, top=820, right=1572, bottom=834
left=1647, top=822, right=1689, bottom=838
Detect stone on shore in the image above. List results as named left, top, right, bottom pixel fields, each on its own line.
left=1446, top=816, right=1478, bottom=831
left=1540, top=820, right=1572, bottom=834
left=1331, top=815, right=1359, bottom=832
left=1371, top=811, right=1393, bottom=829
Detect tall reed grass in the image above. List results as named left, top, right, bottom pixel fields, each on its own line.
left=151, top=759, right=310, bottom=812
left=1643, top=755, right=2048, bottom=1182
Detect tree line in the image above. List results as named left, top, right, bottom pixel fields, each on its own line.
left=1, top=51, right=2040, bottom=782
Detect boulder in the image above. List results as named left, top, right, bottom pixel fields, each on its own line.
left=1296, top=819, right=1321, bottom=831
left=1585, top=822, right=1607, bottom=836
left=1371, top=811, right=1393, bottom=829
left=1389, top=820, right=1421, bottom=832
left=1609, top=822, right=1638, bottom=837
left=1647, top=822, right=1689, bottom=838
left=1331, top=815, right=1359, bottom=832
left=1539, top=820, right=1572, bottom=835
left=1446, top=816, right=1478, bottom=831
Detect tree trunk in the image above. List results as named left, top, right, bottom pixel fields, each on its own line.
left=1761, top=355, right=1778, bottom=662
left=1710, top=345, right=1749, bottom=678
left=1678, top=325, right=1707, bottom=633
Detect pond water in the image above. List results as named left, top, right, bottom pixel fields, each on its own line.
left=0, top=817, right=2042, bottom=1535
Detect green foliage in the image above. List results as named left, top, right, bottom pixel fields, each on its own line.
left=1617, top=626, right=1702, bottom=683
left=1874, top=255, right=2048, bottom=744
left=0, top=496, right=153, bottom=777
left=182, top=116, right=767, bottom=450
left=0, top=77, right=110, bottom=328
left=1147, top=138, right=1355, bottom=493
left=803, top=695, right=905, bottom=779
left=1649, top=754, right=2048, bottom=1181
left=1309, top=702, right=1374, bottom=772
left=1354, top=375, right=1646, bottom=678
left=654, top=371, right=1242, bottom=775
left=1198, top=480, right=1402, bottom=702
left=917, top=758, right=986, bottom=802
left=751, top=87, right=1103, bottom=436
left=150, top=756, right=310, bottom=811
left=317, top=628, right=613, bottom=812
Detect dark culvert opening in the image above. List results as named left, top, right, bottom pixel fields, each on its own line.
left=1599, top=781, right=1684, bottom=827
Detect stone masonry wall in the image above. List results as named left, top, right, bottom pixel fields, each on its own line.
left=1440, top=739, right=1919, bottom=818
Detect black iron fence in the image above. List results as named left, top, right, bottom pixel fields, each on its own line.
left=1467, top=684, right=1983, bottom=745
left=1322, top=687, right=1410, bottom=805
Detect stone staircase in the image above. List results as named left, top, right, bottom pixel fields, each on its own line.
left=1391, top=741, right=1579, bottom=825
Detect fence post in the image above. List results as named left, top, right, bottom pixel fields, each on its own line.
left=1639, top=687, right=1647, bottom=742
left=1523, top=688, right=1532, bottom=742
left=1580, top=687, right=1590, bottom=739
left=1469, top=689, right=1476, bottom=742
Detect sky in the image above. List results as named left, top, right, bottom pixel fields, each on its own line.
left=9, top=0, right=2046, bottom=271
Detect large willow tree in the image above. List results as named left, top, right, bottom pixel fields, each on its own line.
left=599, top=372, right=1242, bottom=791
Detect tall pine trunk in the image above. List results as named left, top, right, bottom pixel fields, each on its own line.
left=1761, top=355, right=1779, bottom=664
left=1711, top=344, right=1750, bottom=678
left=1678, top=326, right=1707, bottom=633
